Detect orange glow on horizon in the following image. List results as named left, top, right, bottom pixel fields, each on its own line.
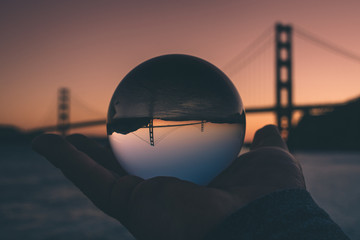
left=1, top=0, right=360, bottom=143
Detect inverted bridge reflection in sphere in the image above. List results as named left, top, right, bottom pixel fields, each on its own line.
left=107, top=54, right=245, bottom=185
left=109, top=119, right=244, bottom=185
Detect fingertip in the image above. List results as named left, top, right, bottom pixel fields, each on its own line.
left=251, top=125, right=288, bottom=151
left=32, top=133, right=82, bottom=169
left=65, top=133, right=126, bottom=176
left=254, top=125, right=280, bottom=139
left=66, top=134, right=88, bottom=146
left=66, top=133, right=87, bottom=141
left=32, top=134, right=65, bottom=155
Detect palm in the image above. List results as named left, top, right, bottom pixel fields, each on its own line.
left=32, top=125, right=305, bottom=240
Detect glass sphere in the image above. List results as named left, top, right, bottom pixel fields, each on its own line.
left=107, top=54, right=245, bottom=185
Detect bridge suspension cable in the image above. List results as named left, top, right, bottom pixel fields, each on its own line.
left=294, top=25, right=360, bottom=63
left=155, top=126, right=182, bottom=145
left=223, top=26, right=275, bottom=108
left=32, top=23, right=360, bottom=140
left=131, top=132, right=152, bottom=145
left=130, top=125, right=187, bottom=146
left=222, top=25, right=274, bottom=74
left=71, top=93, right=106, bottom=121
left=226, top=36, right=274, bottom=77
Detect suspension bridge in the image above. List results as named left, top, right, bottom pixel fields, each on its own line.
left=31, top=23, right=360, bottom=143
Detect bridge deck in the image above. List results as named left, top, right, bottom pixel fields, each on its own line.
left=30, top=103, right=344, bottom=133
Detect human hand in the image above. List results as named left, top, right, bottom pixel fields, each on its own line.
left=32, top=125, right=305, bottom=240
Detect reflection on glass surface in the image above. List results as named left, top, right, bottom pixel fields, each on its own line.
left=107, top=54, right=245, bottom=185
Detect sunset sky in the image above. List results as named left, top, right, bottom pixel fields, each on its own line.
left=1, top=0, right=359, bottom=141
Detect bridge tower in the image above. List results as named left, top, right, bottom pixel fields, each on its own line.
left=149, top=119, right=154, bottom=146
left=275, top=23, right=293, bottom=139
left=57, top=88, right=70, bottom=136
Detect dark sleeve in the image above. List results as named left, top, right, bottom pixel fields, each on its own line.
left=204, top=189, right=350, bottom=240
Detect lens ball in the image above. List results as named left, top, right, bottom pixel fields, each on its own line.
left=107, top=54, right=245, bottom=185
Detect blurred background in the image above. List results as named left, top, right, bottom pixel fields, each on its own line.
left=1, top=0, right=359, bottom=239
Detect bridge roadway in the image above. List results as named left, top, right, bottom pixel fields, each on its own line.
left=31, top=102, right=344, bottom=133
left=245, top=102, right=344, bottom=113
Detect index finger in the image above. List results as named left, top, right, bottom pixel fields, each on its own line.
left=32, top=134, right=139, bottom=214
left=66, top=134, right=126, bottom=176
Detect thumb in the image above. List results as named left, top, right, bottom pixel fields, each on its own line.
left=250, top=125, right=288, bottom=151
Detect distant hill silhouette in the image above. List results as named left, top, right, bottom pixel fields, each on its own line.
left=0, top=125, right=108, bottom=145
left=0, top=125, right=44, bottom=143
left=2, top=97, right=360, bottom=150
left=289, top=97, right=360, bottom=150
left=0, top=125, right=28, bottom=143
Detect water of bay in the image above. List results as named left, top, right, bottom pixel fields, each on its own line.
left=0, top=144, right=359, bottom=239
